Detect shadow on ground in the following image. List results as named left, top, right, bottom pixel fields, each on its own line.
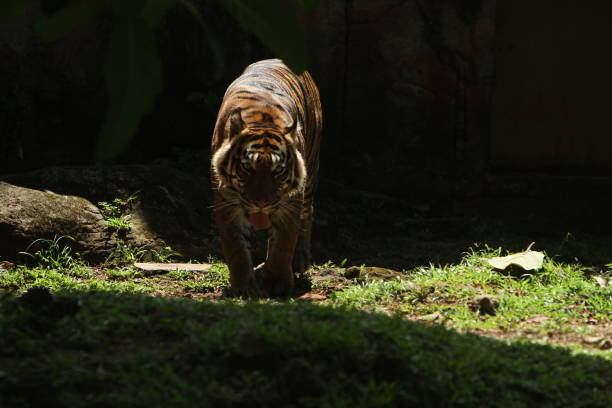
left=1, top=287, right=610, bottom=407
left=313, top=180, right=612, bottom=270
left=2, top=161, right=611, bottom=272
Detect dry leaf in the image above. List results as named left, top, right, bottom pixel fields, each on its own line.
left=486, top=251, right=545, bottom=271
left=298, top=293, right=327, bottom=301
left=593, top=276, right=608, bottom=288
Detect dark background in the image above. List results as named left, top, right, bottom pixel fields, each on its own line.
left=1, top=0, right=611, bottom=264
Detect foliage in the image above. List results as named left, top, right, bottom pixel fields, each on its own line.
left=215, top=0, right=310, bottom=72
left=98, top=195, right=136, bottom=231
left=149, top=246, right=181, bottom=263
left=104, top=242, right=147, bottom=265
left=19, top=235, right=85, bottom=271
left=98, top=207, right=131, bottom=231
left=0, top=0, right=27, bottom=20
left=1, top=0, right=312, bottom=160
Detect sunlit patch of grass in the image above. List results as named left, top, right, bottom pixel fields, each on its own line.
left=329, top=279, right=413, bottom=310
left=166, top=270, right=194, bottom=281
left=326, top=246, right=611, bottom=357
left=0, top=266, right=81, bottom=292
left=106, top=268, right=143, bottom=281
left=0, top=266, right=154, bottom=295
left=1, top=239, right=609, bottom=360
left=183, top=263, right=229, bottom=293
left=86, top=279, right=151, bottom=294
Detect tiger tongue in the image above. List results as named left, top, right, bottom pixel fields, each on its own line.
left=249, top=212, right=271, bottom=230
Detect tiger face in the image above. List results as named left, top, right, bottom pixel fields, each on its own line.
left=211, top=109, right=306, bottom=229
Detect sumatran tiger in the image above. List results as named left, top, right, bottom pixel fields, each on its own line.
left=210, top=59, right=322, bottom=296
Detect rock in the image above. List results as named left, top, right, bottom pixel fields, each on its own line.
left=343, top=266, right=361, bottom=279
left=309, top=268, right=351, bottom=291
left=358, top=267, right=405, bottom=282
left=2, top=163, right=216, bottom=261
left=583, top=335, right=604, bottom=345
left=469, top=295, right=499, bottom=316
left=416, top=311, right=442, bottom=322
left=0, top=181, right=113, bottom=262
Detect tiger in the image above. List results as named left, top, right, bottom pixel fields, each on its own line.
left=210, top=59, right=322, bottom=296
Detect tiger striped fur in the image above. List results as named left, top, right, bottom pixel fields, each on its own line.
left=211, top=59, right=322, bottom=296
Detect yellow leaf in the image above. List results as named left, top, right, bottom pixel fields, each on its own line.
left=486, top=251, right=545, bottom=271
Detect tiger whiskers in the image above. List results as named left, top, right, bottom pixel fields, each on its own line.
left=210, top=199, right=241, bottom=211
left=272, top=201, right=301, bottom=228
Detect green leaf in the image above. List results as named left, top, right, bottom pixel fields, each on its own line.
left=37, top=0, right=104, bottom=40
left=0, top=0, right=27, bottom=20
left=140, top=0, right=177, bottom=26
left=216, top=0, right=309, bottom=72
left=177, top=0, right=204, bottom=24
left=486, top=251, right=545, bottom=271
left=96, top=15, right=162, bottom=161
left=297, top=0, right=319, bottom=10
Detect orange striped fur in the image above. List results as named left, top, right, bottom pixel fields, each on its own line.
left=211, top=59, right=322, bottom=296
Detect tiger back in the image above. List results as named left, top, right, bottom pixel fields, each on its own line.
left=210, top=59, right=322, bottom=296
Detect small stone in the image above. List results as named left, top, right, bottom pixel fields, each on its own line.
left=344, top=266, right=361, bottom=279
left=469, top=295, right=499, bottom=316
left=417, top=311, right=441, bottom=322
left=583, top=335, right=604, bottom=344
left=359, top=267, right=404, bottom=281
left=599, top=338, right=612, bottom=350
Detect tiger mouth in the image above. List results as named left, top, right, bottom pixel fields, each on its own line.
left=248, top=211, right=271, bottom=230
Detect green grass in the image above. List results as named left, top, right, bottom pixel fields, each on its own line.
left=183, top=262, right=230, bottom=293
left=0, top=242, right=610, bottom=407
left=0, top=290, right=610, bottom=407
left=328, top=247, right=611, bottom=357
left=19, top=235, right=86, bottom=271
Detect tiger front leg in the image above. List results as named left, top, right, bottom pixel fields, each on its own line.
left=258, top=218, right=299, bottom=297
left=214, top=204, right=258, bottom=297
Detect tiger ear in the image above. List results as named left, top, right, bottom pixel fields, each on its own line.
left=229, top=109, right=245, bottom=136
left=283, top=119, right=297, bottom=144
left=284, top=119, right=296, bottom=135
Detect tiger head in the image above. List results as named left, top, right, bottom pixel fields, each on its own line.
left=212, top=109, right=306, bottom=227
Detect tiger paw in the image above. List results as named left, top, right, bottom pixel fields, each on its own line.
left=255, top=263, right=295, bottom=298
left=260, top=277, right=294, bottom=298
left=225, top=274, right=263, bottom=298
left=224, top=283, right=264, bottom=299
